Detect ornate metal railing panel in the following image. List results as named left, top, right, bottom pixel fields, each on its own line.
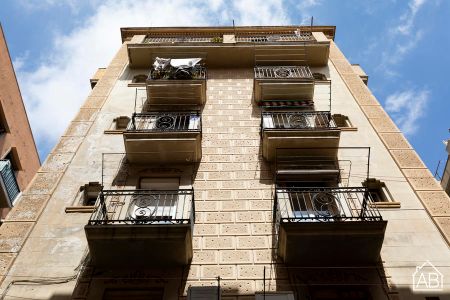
left=88, top=189, right=194, bottom=225
left=275, top=187, right=383, bottom=222
left=262, top=111, right=337, bottom=130
left=254, top=66, right=313, bottom=80
left=128, top=112, right=201, bottom=132
left=148, top=65, right=206, bottom=80
left=143, top=32, right=314, bottom=44
left=144, top=36, right=214, bottom=43
left=236, top=32, right=313, bottom=42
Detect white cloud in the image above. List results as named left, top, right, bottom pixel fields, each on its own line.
left=385, top=89, right=430, bottom=135
left=231, top=0, right=290, bottom=25
left=297, top=0, right=321, bottom=9
left=395, top=0, right=427, bottom=35
left=373, top=0, right=431, bottom=76
left=16, top=0, right=89, bottom=14
left=15, top=0, right=321, bottom=158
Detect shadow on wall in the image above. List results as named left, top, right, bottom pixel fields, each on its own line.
left=48, top=294, right=71, bottom=300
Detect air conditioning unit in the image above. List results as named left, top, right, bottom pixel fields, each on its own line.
left=255, top=292, right=295, bottom=300
left=187, top=286, right=220, bottom=300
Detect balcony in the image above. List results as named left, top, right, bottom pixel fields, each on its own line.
left=146, top=60, right=206, bottom=106
left=261, top=111, right=340, bottom=161
left=254, top=66, right=314, bottom=103
left=144, top=32, right=314, bottom=44
left=275, top=187, right=387, bottom=266
left=123, top=112, right=202, bottom=164
left=85, top=189, right=194, bottom=267
left=126, top=30, right=330, bottom=68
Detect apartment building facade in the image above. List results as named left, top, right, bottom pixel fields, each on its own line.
left=0, top=25, right=449, bottom=300
left=0, top=24, right=40, bottom=219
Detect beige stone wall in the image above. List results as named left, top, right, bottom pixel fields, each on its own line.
left=329, top=40, right=450, bottom=298
left=1, top=32, right=450, bottom=300
left=187, top=69, right=276, bottom=294
left=0, top=43, right=129, bottom=299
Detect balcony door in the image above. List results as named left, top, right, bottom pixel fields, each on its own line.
left=127, top=177, right=180, bottom=222
left=277, top=183, right=340, bottom=220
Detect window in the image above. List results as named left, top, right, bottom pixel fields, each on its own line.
left=90, top=79, right=98, bottom=89
left=255, top=292, right=295, bottom=300
left=132, top=74, right=148, bottom=84
left=0, top=104, right=9, bottom=134
left=80, top=182, right=102, bottom=206
left=3, top=148, right=21, bottom=171
left=188, top=286, right=220, bottom=300
left=362, top=178, right=393, bottom=202
left=332, top=114, right=353, bottom=128
left=103, top=288, right=164, bottom=300
left=105, top=116, right=130, bottom=133
left=308, top=285, right=372, bottom=300
left=0, top=159, right=20, bottom=207
left=313, top=72, right=327, bottom=80
left=127, top=177, right=181, bottom=221
left=113, top=116, right=130, bottom=130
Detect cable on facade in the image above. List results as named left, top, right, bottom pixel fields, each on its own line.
left=0, top=249, right=89, bottom=300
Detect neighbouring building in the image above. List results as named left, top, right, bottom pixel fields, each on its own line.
left=441, top=139, right=450, bottom=195
left=0, top=25, right=449, bottom=300
left=0, top=24, right=40, bottom=220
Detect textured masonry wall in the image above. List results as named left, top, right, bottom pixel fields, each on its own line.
left=329, top=41, right=450, bottom=246
left=187, top=69, right=279, bottom=295
left=0, top=42, right=129, bottom=294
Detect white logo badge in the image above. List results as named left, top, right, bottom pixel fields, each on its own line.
left=412, top=261, right=443, bottom=291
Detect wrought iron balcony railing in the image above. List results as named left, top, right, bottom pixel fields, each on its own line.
left=128, top=112, right=201, bottom=132
left=275, top=187, right=383, bottom=222
left=144, top=36, right=214, bottom=43
left=254, top=66, right=313, bottom=80
left=88, top=189, right=194, bottom=225
left=143, top=32, right=314, bottom=44
left=148, top=65, right=206, bottom=80
left=262, top=111, right=337, bottom=130
left=236, top=32, right=313, bottom=42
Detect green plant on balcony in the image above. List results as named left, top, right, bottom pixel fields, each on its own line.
left=211, top=36, right=223, bottom=43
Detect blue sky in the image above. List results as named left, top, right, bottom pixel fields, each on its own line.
left=0, top=0, right=449, bottom=175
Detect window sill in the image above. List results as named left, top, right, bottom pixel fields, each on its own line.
left=127, top=83, right=146, bottom=87
left=65, top=206, right=96, bottom=213
left=104, top=130, right=125, bottom=134
left=370, top=201, right=401, bottom=209
left=339, top=127, right=358, bottom=132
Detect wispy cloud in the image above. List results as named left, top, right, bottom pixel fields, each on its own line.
left=373, top=0, right=432, bottom=76
left=395, top=0, right=427, bottom=35
left=14, top=0, right=320, bottom=158
left=385, top=89, right=430, bottom=135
